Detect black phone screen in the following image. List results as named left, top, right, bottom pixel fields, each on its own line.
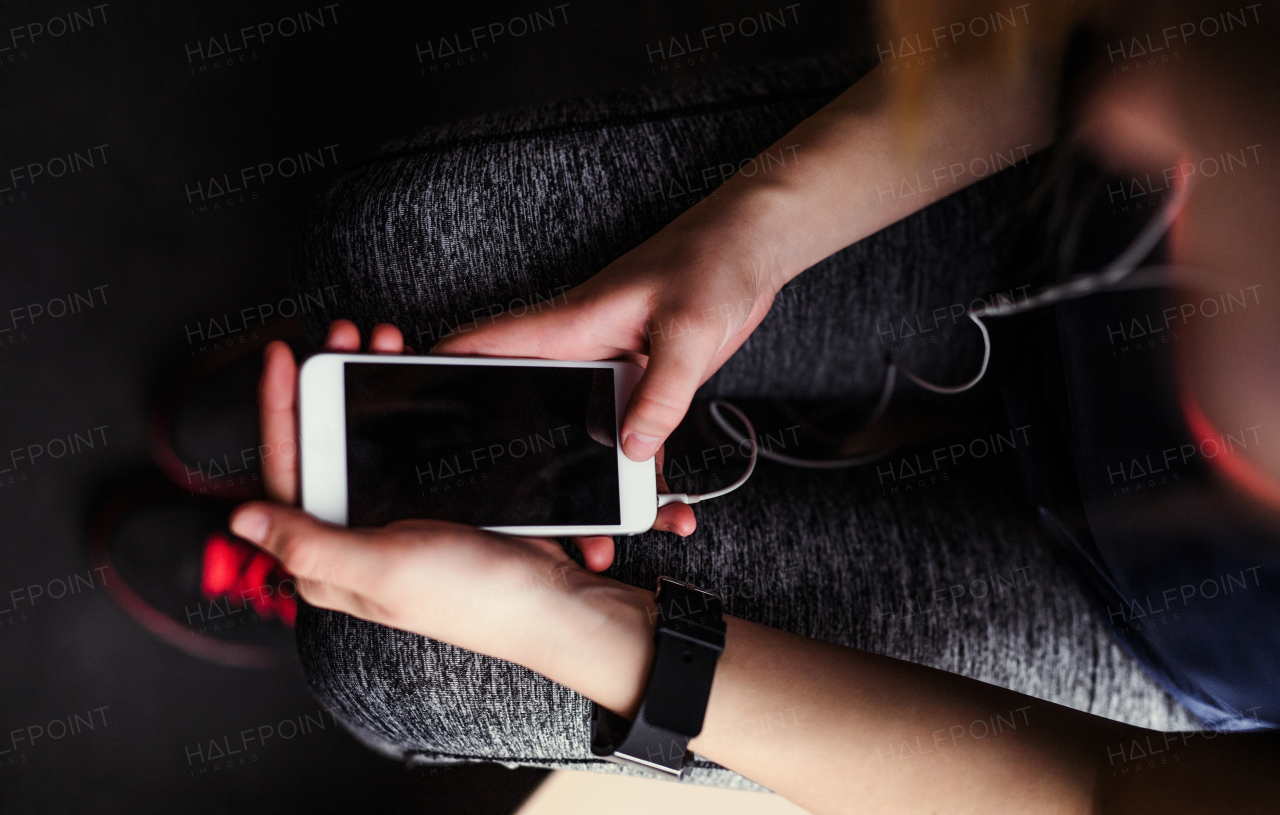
left=343, top=362, right=622, bottom=528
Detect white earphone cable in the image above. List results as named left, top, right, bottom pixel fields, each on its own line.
left=660, top=177, right=1192, bottom=493
left=658, top=400, right=757, bottom=505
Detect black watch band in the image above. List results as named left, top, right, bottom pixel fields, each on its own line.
left=589, top=577, right=726, bottom=778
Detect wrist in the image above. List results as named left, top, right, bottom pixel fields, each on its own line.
left=534, top=569, right=656, bottom=718
left=665, top=180, right=796, bottom=302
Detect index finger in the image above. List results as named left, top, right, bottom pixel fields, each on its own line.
left=430, top=291, right=620, bottom=360
left=259, top=321, right=387, bottom=504
left=231, top=502, right=378, bottom=590
left=259, top=341, right=300, bottom=504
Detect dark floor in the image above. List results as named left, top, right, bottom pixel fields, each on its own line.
left=0, top=2, right=867, bottom=812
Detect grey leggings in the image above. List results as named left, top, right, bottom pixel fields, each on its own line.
left=290, top=57, right=1196, bottom=789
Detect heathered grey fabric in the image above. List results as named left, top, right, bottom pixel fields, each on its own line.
left=289, top=57, right=1197, bottom=790
left=294, top=56, right=1020, bottom=399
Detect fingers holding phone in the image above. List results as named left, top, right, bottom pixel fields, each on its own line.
left=430, top=232, right=775, bottom=472
left=258, top=320, right=406, bottom=505
left=228, top=501, right=594, bottom=669
left=255, top=318, right=695, bottom=580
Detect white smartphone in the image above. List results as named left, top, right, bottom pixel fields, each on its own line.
left=297, top=353, right=658, bottom=536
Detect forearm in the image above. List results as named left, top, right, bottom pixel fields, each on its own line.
left=665, top=56, right=1059, bottom=296
left=537, top=576, right=1102, bottom=812
left=692, top=619, right=1280, bottom=815
left=688, top=617, right=1105, bottom=814
left=533, top=574, right=1278, bottom=815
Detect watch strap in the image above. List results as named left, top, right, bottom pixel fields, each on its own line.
left=589, top=578, right=725, bottom=778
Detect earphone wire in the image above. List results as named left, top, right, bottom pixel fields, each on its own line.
left=658, top=400, right=758, bottom=505
left=683, top=177, right=1193, bottom=484
left=894, top=175, right=1192, bottom=395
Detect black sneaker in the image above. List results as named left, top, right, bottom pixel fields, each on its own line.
left=149, top=319, right=302, bottom=499
left=89, top=480, right=296, bottom=669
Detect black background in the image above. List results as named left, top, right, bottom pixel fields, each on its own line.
left=0, top=1, right=868, bottom=812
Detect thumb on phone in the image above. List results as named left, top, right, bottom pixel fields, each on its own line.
left=620, top=316, right=724, bottom=461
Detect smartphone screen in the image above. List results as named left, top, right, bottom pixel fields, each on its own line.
left=343, top=362, right=622, bottom=528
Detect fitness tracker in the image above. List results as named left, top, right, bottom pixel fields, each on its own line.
left=589, top=576, right=726, bottom=778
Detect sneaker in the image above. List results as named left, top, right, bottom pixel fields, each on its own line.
left=90, top=480, right=296, bottom=669
left=149, top=319, right=302, bottom=499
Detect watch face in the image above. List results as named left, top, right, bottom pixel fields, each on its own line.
left=655, top=577, right=723, bottom=625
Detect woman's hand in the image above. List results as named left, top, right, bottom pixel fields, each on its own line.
left=239, top=318, right=662, bottom=712
left=431, top=211, right=782, bottom=463
left=426, top=50, right=1063, bottom=474
left=255, top=319, right=692, bottom=572
left=229, top=500, right=656, bottom=715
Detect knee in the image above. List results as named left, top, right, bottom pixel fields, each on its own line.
left=295, top=601, right=594, bottom=764
left=290, top=143, right=601, bottom=352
